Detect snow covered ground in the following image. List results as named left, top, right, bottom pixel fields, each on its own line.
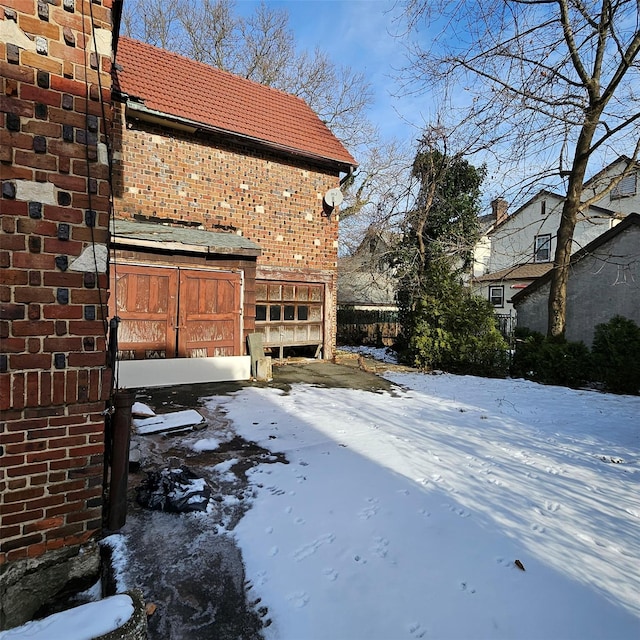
left=7, top=359, right=638, bottom=640
left=0, top=595, right=133, bottom=640
left=211, top=369, right=640, bottom=640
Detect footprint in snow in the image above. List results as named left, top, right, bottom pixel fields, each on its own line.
left=293, top=533, right=336, bottom=561
left=371, top=536, right=390, bottom=558
left=286, top=591, right=310, bottom=608
left=294, top=516, right=306, bottom=525
left=445, top=503, right=470, bottom=518
left=253, top=570, right=268, bottom=587
left=544, top=501, right=561, bottom=513
left=358, top=498, right=380, bottom=520
left=322, top=568, right=339, bottom=582
left=407, top=622, right=426, bottom=638
left=268, top=546, right=279, bottom=557
left=460, top=581, right=476, bottom=594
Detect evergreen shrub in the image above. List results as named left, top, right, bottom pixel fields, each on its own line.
left=399, top=290, right=509, bottom=378
left=591, top=316, right=640, bottom=395
left=511, top=329, right=592, bottom=388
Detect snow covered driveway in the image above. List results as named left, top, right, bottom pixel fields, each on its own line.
left=208, top=372, right=640, bottom=640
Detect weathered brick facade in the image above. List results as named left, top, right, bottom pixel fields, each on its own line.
left=113, top=117, right=341, bottom=270
left=113, top=109, right=344, bottom=357
left=0, top=0, right=115, bottom=580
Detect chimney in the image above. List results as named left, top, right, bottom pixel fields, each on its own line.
left=491, top=198, right=508, bottom=225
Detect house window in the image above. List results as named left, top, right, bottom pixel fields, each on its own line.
left=256, top=305, right=267, bottom=321
left=540, top=200, right=546, bottom=216
left=534, top=234, right=551, bottom=262
left=611, top=173, right=637, bottom=199
left=489, top=286, right=504, bottom=308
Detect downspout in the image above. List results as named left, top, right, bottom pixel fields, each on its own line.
left=340, top=165, right=356, bottom=187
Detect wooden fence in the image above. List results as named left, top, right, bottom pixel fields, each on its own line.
left=337, top=308, right=400, bottom=347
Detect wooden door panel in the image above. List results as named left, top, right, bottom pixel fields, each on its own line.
left=178, top=270, right=241, bottom=357
left=109, top=265, right=177, bottom=359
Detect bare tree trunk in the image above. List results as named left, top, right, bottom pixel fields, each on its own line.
left=547, top=117, right=600, bottom=338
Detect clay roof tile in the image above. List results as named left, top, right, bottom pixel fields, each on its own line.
left=114, top=37, right=356, bottom=168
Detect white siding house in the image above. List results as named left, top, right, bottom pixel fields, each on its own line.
left=473, top=156, right=640, bottom=317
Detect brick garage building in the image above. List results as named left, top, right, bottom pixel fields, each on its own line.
left=0, top=0, right=121, bottom=629
left=111, top=37, right=356, bottom=380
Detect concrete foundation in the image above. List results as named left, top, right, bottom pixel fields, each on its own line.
left=0, top=542, right=100, bottom=631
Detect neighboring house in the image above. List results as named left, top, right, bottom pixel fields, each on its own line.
left=110, top=38, right=356, bottom=380
left=338, top=228, right=397, bottom=311
left=512, top=213, right=640, bottom=346
left=1, top=0, right=121, bottom=629
left=471, top=199, right=504, bottom=278
left=473, top=157, right=640, bottom=316
left=337, top=229, right=398, bottom=346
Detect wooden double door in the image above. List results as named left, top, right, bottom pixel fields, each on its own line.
left=110, top=265, right=242, bottom=359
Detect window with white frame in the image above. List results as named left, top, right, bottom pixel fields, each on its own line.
left=534, top=234, right=551, bottom=262
left=610, top=172, right=637, bottom=199
left=489, top=285, right=504, bottom=308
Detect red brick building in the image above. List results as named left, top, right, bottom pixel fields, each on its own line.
left=1, top=14, right=353, bottom=629
left=111, top=38, right=356, bottom=383
left=1, top=0, right=119, bottom=628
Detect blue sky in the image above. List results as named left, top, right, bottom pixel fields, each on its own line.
left=235, top=0, right=427, bottom=146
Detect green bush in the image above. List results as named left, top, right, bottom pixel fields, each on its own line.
left=591, top=316, right=640, bottom=395
left=398, top=290, right=509, bottom=378
left=511, top=329, right=592, bottom=388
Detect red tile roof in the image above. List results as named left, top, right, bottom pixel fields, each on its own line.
left=114, top=37, right=356, bottom=168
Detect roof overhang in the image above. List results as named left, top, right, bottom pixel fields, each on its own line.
left=112, top=219, right=262, bottom=258
left=121, top=97, right=356, bottom=174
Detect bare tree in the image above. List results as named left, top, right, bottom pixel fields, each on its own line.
left=122, top=0, right=374, bottom=151
left=121, top=0, right=183, bottom=51
left=399, top=0, right=640, bottom=337
left=339, top=138, right=413, bottom=255
left=178, top=0, right=240, bottom=70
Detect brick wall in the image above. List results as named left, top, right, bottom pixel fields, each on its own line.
left=112, top=109, right=343, bottom=357
left=0, top=0, right=114, bottom=567
left=113, top=114, right=341, bottom=273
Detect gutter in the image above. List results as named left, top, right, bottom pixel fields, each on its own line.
left=121, top=98, right=356, bottom=173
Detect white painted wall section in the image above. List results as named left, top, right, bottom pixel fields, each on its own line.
left=115, top=356, right=251, bottom=389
